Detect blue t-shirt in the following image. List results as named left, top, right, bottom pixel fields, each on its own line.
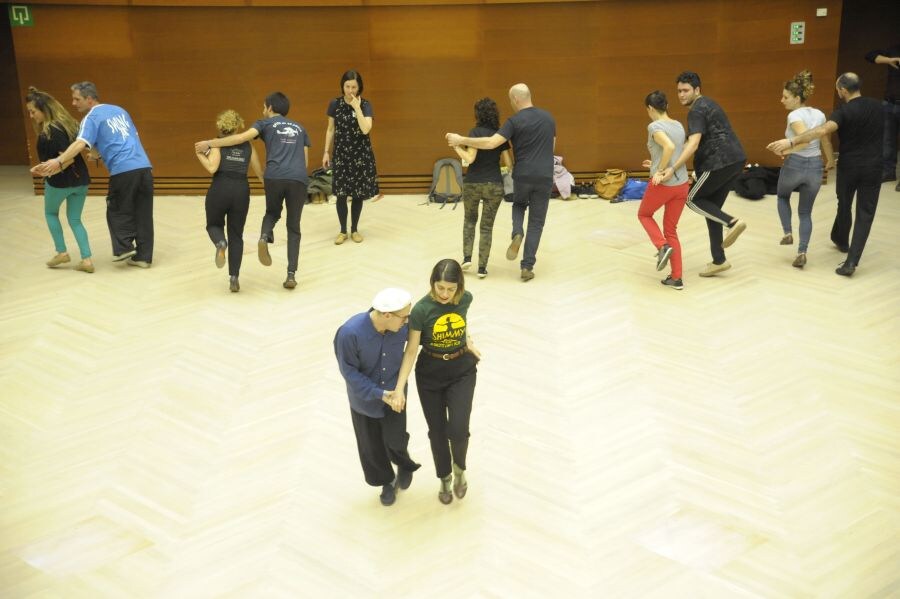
left=76, top=104, right=152, bottom=176
left=252, top=115, right=311, bottom=183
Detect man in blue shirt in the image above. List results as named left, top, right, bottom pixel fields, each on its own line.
left=33, top=81, right=154, bottom=267
left=334, top=288, right=420, bottom=506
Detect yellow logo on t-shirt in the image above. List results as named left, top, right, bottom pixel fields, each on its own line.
left=431, top=313, right=466, bottom=349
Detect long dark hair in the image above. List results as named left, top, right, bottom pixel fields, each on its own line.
left=474, top=97, right=500, bottom=130
left=429, top=258, right=465, bottom=304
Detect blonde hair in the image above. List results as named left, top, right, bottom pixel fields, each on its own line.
left=784, top=70, right=815, bottom=102
left=216, top=109, right=244, bottom=135
left=25, top=86, right=79, bottom=140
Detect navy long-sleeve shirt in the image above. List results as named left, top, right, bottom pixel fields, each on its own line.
left=334, top=311, right=407, bottom=418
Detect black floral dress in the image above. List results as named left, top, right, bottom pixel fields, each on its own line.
left=328, top=97, right=379, bottom=200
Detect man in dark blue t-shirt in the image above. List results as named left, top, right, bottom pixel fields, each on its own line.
left=196, top=91, right=310, bottom=290
left=447, top=83, right=556, bottom=282
left=767, top=73, right=884, bottom=277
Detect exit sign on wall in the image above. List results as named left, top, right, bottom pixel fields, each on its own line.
left=9, top=5, right=33, bottom=27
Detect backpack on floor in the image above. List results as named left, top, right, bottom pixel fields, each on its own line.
left=428, top=158, right=464, bottom=209
left=594, top=168, right=628, bottom=200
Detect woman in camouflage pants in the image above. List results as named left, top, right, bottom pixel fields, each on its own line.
left=451, top=98, right=512, bottom=278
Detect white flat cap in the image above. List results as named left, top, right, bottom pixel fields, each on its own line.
left=372, top=287, right=412, bottom=312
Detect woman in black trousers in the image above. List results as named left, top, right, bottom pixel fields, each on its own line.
left=395, top=259, right=481, bottom=504
left=195, top=110, right=263, bottom=292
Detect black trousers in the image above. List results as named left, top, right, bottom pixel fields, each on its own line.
left=261, top=178, right=306, bottom=273
left=350, top=406, right=420, bottom=487
left=107, top=167, right=154, bottom=261
left=205, top=175, right=250, bottom=276
left=686, top=161, right=744, bottom=264
left=832, top=165, right=881, bottom=267
left=415, top=351, right=477, bottom=479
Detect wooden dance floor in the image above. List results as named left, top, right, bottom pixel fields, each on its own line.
left=1, top=165, right=898, bottom=597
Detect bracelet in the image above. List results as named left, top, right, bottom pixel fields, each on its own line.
left=57, top=158, right=64, bottom=170
left=789, top=139, right=794, bottom=148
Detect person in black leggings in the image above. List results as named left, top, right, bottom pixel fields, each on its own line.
left=195, top=110, right=263, bottom=292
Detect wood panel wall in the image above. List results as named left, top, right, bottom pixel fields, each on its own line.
left=10, top=1, right=843, bottom=194
left=0, top=16, right=28, bottom=164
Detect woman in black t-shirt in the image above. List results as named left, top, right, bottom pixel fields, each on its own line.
left=394, top=259, right=482, bottom=504
left=195, top=110, right=263, bottom=292
left=25, top=87, right=93, bottom=273
left=451, top=98, right=512, bottom=278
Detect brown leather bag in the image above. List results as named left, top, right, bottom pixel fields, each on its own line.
left=594, top=169, right=628, bottom=200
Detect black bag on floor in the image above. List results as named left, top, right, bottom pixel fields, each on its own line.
left=734, top=165, right=780, bottom=200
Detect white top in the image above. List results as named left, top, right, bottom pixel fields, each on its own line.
left=786, top=107, right=826, bottom=158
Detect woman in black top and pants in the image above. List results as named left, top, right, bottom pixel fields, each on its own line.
left=195, top=110, right=263, bottom=292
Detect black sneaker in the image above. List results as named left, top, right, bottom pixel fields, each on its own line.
left=660, top=275, right=684, bottom=290
left=229, top=276, right=240, bottom=293
left=380, top=482, right=396, bottom=506
left=215, top=240, right=227, bottom=269
left=461, top=257, right=472, bottom=270
left=397, top=468, right=414, bottom=490
left=283, top=272, right=297, bottom=289
left=656, top=244, right=673, bottom=271
left=477, top=266, right=487, bottom=279
left=835, top=261, right=856, bottom=277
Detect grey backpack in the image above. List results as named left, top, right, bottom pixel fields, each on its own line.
left=427, top=158, right=463, bottom=209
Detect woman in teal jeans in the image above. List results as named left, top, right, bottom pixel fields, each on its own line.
left=26, top=87, right=93, bottom=272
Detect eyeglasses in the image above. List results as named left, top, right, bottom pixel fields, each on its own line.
left=390, top=311, right=410, bottom=322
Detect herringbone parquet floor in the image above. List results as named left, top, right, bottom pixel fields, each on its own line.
left=1, top=165, right=898, bottom=598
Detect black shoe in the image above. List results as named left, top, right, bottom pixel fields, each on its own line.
left=215, top=240, right=227, bottom=269
left=461, top=257, right=472, bottom=271
left=283, top=272, right=297, bottom=289
left=656, top=244, right=673, bottom=271
left=258, top=237, right=272, bottom=266
left=835, top=261, right=856, bottom=277
left=660, top=275, right=684, bottom=290
left=380, top=482, right=396, bottom=506
left=477, top=266, right=487, bottom=279
left=832, top=240, right=849, bottom=253
left=229, top=276, right=240, bottom=292
left=397, top=468, right=414, bottom=490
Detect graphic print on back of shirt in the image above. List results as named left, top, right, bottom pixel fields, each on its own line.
left=431, top=313, right=466, bottom=350
left=106, top=114, right=132, bottom=139
left=273, top=120, right=301, bottom=144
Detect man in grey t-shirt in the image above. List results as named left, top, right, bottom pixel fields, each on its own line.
left=447, top=84, right=556, bottom=282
